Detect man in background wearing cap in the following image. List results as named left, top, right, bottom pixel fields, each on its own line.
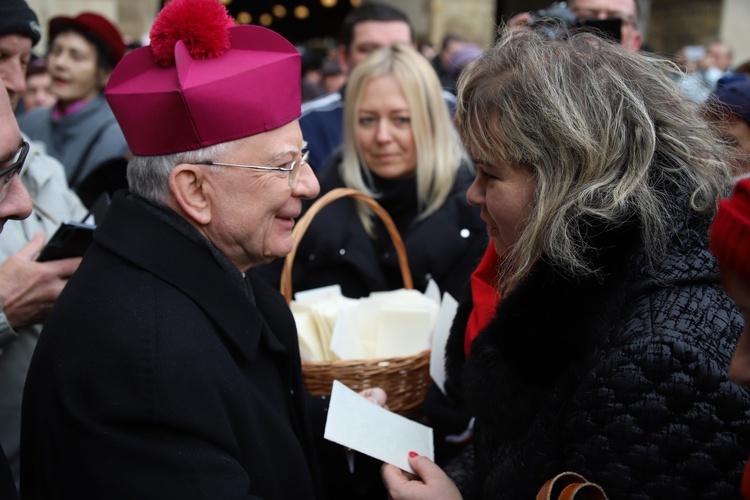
left=299, top=1, right=456, bottom=172
left=710, top=178, right=750, bottom=498
left=709, top=75, right=750, bottom=180
left=18, top=11, right=129, bottom=197
left=0, top=0, right=87, bottom=487
left=20, top=0, right=327, bottom=496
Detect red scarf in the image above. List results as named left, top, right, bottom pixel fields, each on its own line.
left=742, top=455, right=750, bottom=499
left=464, top=241, right=501, bottom=356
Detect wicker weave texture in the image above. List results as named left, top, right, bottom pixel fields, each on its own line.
left=302, top=349, right=431, bottom=420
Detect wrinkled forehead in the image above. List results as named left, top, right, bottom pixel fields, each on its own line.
left=569, top=0, right=638, bottom=18
left=50, top=29, right=98, bottom=53
left=351, top=21, right=412, bottom=48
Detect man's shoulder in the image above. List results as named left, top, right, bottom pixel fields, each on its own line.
left=441, top=89, right=457, bottom=105
left=301, top=92, right=344, bottom=118
left=441, top=89, right=457, bottom=114
left=85, top=96, right=120, bottom=127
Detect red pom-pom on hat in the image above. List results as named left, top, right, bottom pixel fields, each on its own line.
left=149, top=0, right=235, bottom=68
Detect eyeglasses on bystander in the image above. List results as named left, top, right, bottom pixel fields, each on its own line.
left=0, top=141, right=29, bottom=203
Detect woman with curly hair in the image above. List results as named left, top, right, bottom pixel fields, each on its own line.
left=383, top=26, right=750, bottom=499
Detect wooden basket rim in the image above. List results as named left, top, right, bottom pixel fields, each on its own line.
left=281, top=187, right=414, bottom=303
left=300, top=348, right=430, bottom=367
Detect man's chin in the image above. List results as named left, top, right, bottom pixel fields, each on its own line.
left=264, top=240, right=295, bottom=263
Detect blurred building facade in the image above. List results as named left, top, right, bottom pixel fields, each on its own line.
left=25, top=0, right=750, bottom=73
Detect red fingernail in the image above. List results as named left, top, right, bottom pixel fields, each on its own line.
left=408, top=451, right=418, bottom=458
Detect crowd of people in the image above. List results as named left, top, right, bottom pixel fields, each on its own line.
left=0, top=0, right=748, bottom=498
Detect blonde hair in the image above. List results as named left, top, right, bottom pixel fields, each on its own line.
left=341, top=43, right=468, bottom=233
left=456, top=27, right=732, bottom=293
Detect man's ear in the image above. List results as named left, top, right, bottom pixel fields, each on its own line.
left=169, top=164, right=212, bottom=226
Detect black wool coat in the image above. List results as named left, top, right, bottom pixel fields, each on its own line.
left=20, top=193, right=323, bottom=500
left=260, top=159, right=486, bottom=300
left=445, top=191, right=750, bottom=499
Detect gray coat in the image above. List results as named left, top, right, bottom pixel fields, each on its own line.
left=18, top=95, right=129, bottom=188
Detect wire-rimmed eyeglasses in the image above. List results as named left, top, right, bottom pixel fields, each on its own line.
left=196, top=150, right=309, bottom=188
left=0, top=141, right=29, bottom=203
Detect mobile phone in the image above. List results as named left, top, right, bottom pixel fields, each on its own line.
left=36, top=192, right=110, bottom=262
left=37, top=221, right=95, bottom=262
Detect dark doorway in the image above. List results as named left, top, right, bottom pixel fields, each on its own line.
left=496, top=0, right=553, bottom=27
left=160, top=0, right=352, bottom=46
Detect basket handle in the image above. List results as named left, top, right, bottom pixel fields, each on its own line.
left=281, top=187, right=414, bottom=303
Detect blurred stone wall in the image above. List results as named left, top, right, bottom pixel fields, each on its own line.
left=377, top=0, right=496, bottom=49
left=648, top=0, right=749, bottom=67
left=648, top=0, right=721, bottom=56
left=26, top=0, right=158, bottom=52
left=721, top=0, right=750, bottom=67
left=23, top=0, right=748, bottom=68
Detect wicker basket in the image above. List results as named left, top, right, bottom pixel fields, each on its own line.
left=282, top=187, right=431, bottom=420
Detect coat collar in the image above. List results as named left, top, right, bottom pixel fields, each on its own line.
left=449, top=202, right=719, bottom=437
left=450, top=221, right=645, bottom=436
left=94, top=191, right=283, bottom=362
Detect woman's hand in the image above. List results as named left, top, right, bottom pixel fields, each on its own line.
left=358, top=387, right=388, bottom=409
left=381, top=453, right=462, bottom=500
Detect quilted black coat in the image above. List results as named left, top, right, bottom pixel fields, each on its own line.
left=444, top=183, right=750, bottom=499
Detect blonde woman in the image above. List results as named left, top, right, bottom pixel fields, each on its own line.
left=279, top=43, right=485, bottom=300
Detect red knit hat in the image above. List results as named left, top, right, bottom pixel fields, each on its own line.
left=49, top=12, right=126, bottom=66
left=104, top=0, right=301, bottom=156
left=710, top=178, right=750, bottom=281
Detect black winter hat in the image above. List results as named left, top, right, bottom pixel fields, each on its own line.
left=0, top=0, right=41, bottom=46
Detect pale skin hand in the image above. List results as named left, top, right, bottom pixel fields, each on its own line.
left=358, top=387, right=388, bottom=409
left=382, top=454, right=462, bottom=500
left=0, top=232, right=81, bottom=329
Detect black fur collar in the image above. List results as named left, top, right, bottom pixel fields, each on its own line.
left=446, top=220, right=645, bottom=438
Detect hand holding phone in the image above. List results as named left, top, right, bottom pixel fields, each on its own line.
left=36, top=222, right=95, bottom=262
left=36, top=192, right=110, bottom=262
